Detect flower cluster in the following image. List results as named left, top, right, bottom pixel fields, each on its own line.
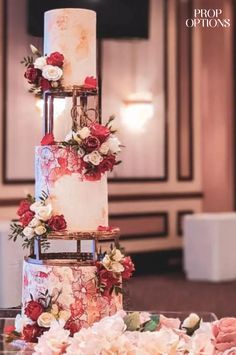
left=56, top=116, right=122, bottom=180
left=10, top=292, right=71, bottom=343
left=9, top=193, right=67, bottom=250
left=22, top=45, right=64, bottom=95
left=29, top=312, right=236, bottom=354
left=96, top=248, right=135, bottom=297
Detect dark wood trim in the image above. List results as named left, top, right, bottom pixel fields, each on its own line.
left=109, top=191, right=203, bottom=202
left=109, top=211, right=168, bottom=240
left=176, top=209, right=194, bottom=236
left=176, top=0, right=194, bottom=181
left=0, top=198, right=22, bottom=207
left=110, top=0, right=168, bottom=183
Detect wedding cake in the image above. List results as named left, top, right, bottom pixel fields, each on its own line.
left=10, top=8, right=134, bottom=342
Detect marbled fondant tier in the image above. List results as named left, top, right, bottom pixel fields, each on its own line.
left=35, top=145, right=108, bottom=231
left=22, top=260, right=122, bottom=328
left=44, top=8, right=96, bottom=88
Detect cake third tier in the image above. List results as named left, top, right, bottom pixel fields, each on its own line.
left=35, top=145, right=108, bottom=231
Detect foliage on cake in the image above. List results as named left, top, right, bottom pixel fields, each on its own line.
left=7, top=311, right=236, bottom=354
left=9, top=193, right=67, bottom=250
left=40, top=116, right=122, bottom=181
left=96, top=248, right=135, bottom=297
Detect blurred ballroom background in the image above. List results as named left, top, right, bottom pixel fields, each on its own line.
left=0, top=0, right=236, bottom=318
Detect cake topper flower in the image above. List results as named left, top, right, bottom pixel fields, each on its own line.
left=21, top=45, right=64, bottom=96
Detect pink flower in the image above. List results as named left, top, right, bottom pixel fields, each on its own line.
left=158, top=315, right=181, bottom=330
left=46, top=52, right=64, bottom=67
left=41, top=133, right=55, bottom=146
left=213, top=318, right=236, bottom=352
left=17, top=199, right=31, bottom=216
left=90, top=123, right=110, bottom=143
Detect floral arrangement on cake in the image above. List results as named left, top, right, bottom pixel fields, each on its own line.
left=6, top=311, right=236, bottom=354
left=40, top=116, right=122, bottom=181
left=22, top=45, right=97, bottom=95
left=9, top=193, right=67, bottom=250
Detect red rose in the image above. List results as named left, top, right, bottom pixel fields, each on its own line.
left=39, top=77, right=51, bottom=91
left=23, top=324, right=44, bottom=343
left=24, top=66, right=40, bottom=84
left=84, top=76, right=97, bottom=88
left=90, top=123, right=110, bottom=143
left=99, top=155, right=116, bottom=173
left=41, top=133, right=55, bottom=146
left=46, top=52, right=64, bottom=67
left=121, top=256, right=135, bottom=279
left=48, top=215, right=67, bottom=231
left=84, top=169, right=101, bottom=181
left=24, top=300, right=44, bottom=321
left=19, top=210, right=35, bottom=227
left=83, top=135, right=100, bottom=153
left=65, top=317, right=83, bottom=336
left=17, top=199, right=31, bottom=216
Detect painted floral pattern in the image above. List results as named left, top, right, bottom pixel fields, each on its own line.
left=22, top=261, right=122, bottom=331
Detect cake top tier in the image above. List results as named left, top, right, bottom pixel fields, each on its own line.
left=44, top=8, right=96, bottom=88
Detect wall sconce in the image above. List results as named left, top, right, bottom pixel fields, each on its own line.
left=35, top=98, right=66, bottom=118
left=121, top=93, right=154, bottom=133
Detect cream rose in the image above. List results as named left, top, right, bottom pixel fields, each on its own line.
left=99, top=142, right=110, bottom=155
left=107, top=136, right=121, bottom=154
left=112, top=249, right=124, bottom=262
left=182, top=313, right=200, bottom=329
left=23, top=226, right=34, bottom=238
left=51, top=304, right=59, bottom=316
left=78, top=127, right=90, bottom=139
left=86, top=151, right=103, bottom=166
left=59, top=310, right=71, bottom=322
left=42, top=65, right=63, bottom=81
left=35, top=204, right=52, bottom=221
left=35, top=224, right=47, bottom=236
left=37, top=312, right=55, bottom=328
left=28, top=218, right=41, bottom=228
left=30, top=201, right=43, bottom=212
left=102, top=254, right=124, bottom=273
left=34, top=56, right=47, bottom=70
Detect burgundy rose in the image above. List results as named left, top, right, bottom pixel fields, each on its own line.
left=17, top=199, right=31, bottom=217
left=121, top=256, right=135, bottom=279
left=90, top=123, right=110, bottom=143
left=84, top=76, right=97, bottom=88
left=20, top=211, right=35, bottom=227
left=46, top=52, right=64, bottom=67
left=83, top=135, right=100, bottom=153
left=24, top=300, right=44, bottom=321
left=23, top=324, right=44, bottom=343
left=84, top=169, right=101, bottom=181
left=99, top=155, right=116, bottom=173
left=48, top=215, right=67, bottom=231
left=24, top=66, right=40, bottom=84
left=41, top=133, right=55, bottom=146
left=65, top=317, right=82, bottom=336
left=39, top=77, right=51, bottom=91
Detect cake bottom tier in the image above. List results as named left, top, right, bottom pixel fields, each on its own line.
left=22, top=260, right=122, bottom=330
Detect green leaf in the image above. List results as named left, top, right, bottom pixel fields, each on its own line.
left=143, top=319, right=158, bottom=332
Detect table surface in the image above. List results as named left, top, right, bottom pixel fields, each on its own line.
left=0, top=309, right=218, bottom=354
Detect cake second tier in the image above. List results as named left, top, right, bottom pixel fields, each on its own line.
left=35, top=145, right=108, bottom=231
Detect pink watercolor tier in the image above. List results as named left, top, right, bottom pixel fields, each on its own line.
left=35, top=145, right=108, bottom=231
left=22, top=259, right=122, bottom=329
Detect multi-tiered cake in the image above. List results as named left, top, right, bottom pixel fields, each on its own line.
left=10, top=8, right=134, bottom=342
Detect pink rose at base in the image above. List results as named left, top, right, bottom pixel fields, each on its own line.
left=213, top=318, right=236, bottom=352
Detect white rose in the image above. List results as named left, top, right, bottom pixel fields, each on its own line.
left=102, top=254, right=124, bottom=273
left=107, top=136, right=121, bottom=154
left=15, top=314, right=33, bottom=333
left=37, top=312, right=55, bottom=328
left=35, top=204, right=52, bottom=221
left=28, top=218, right=41, bottom=228
left=112, top=249, right=124, bottom=262
left=182, top=313, right=200, bottom=329
left=42, top=65, right=63, bottom=81
left=23, top=226, right=34, bottom=238
left=34, top=56, right=47, bottom=70
left=99, top=142, right=109, bottom=155
left=35, top=225, right=47, bottom=236
left=86, top=151, right=103, bottom=166
left=30, top=201, right=43, bottom=212
left=78, top=127, right=90, bottom=139
left=59, top=310, right=71, bottom=322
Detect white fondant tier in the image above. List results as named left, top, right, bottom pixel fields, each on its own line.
left=35, top=146, right=108, bottom=231
left=44, top=8, right=96, bottom=88
left=22, top=260, right=122, bottom=328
